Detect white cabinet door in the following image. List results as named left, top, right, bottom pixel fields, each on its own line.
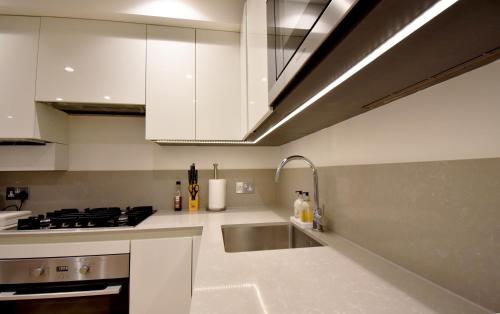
left=0, top=16, right=39, bottom=139
left=36, top=17, right=146, bottom=105
left=195, top=29, right=241, bottom=140
left=240, top=3, right=249, bottom=139
left=247, top=0, right=272, bottom=132
left=130, top=237, right=192, bottom=314
left=192, top=235, right=201, bottom=289
left=146, top=26, right=195, bottom=140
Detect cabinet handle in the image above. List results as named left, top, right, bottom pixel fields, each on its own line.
left=0, top=284, right=121, bottom=301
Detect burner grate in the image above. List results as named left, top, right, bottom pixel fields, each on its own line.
left=17, top=206, right=153, bottom=230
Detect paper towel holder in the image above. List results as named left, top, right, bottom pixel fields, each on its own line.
left=207, top=163, right=226, bottom=212
left=213, top=163, right=218, bottom=179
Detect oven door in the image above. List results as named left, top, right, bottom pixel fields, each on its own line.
left=0, top=279, right=129, bottom=314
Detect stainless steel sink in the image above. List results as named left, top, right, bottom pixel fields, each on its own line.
left=221, top=223, right=323, bottom=253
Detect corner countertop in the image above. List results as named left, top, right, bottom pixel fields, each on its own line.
left=136, top=207, right=490, bottom=314
left=0, top=207, right=490, bottom=313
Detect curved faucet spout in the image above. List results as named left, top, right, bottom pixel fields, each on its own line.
left=275, top=155, right=323, bottom=231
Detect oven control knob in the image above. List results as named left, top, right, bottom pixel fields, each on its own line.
left=32, top=267, right=45, bottom=277
left=80, top=265, right=90, bottom=275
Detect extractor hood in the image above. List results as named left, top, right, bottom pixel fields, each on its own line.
left=48, top=102, right=145, bottom=116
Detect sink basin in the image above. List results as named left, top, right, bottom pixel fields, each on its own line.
left=221, top=223, right=323, bottom=253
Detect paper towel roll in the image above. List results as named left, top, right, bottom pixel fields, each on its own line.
left=208, top=179, right=226, bottom=211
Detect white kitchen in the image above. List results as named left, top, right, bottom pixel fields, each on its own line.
left=0, top=0, right=499, bottom=313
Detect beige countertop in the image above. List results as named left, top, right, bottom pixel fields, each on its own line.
left=138, top=207, right=490, bottom=314
left=0, top=207, right=490, bottom=313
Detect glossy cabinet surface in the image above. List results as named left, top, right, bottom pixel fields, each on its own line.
left=246, top=0, right=272, bottom=132
left=192, top=235, right=201, bottom=288
left=195, top=29, right=241, bottom=140
left=240, top=3, right=249, bottom=139
left=36, top=17, right=146, bottom=105
left=0, top=16, right=40, bottom=139
left=130, top=237, right=192, bottom=314
left=146, top=25, right=195, bottom=140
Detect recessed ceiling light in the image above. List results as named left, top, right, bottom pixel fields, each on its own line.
left=7, top=115, right=13, bottom=119
left=185, top=74, right=193, bottom=79
left=253, top=0, right=459, bottom=144
left=64, top=66, right=74, bottom=72
left=56, top=97, right=63, bottom=101
left=104, top=96, right=111, bottom=100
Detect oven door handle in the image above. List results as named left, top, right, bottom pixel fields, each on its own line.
left=0, top=284, right=122, bottom=301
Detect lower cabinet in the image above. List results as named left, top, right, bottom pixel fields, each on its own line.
left=130, top=237, right=192, bottom=314
left=192, top=236, right=201, bottom=288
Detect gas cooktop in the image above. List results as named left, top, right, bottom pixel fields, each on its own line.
left=16, top=206, right=153, bottom=230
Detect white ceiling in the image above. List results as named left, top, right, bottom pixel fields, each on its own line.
left=0, top=0, right=245, bottom=31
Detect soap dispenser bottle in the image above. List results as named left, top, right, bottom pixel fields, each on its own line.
left=293, top=191, right=303, bottom=218
left=301, top=192, right=312, bottom=223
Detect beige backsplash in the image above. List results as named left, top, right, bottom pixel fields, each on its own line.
left=0, top=169, right=279, bottom=214
left=277, top=157, right=500, bottom=312
left=1, top=159, right=498, bottom=311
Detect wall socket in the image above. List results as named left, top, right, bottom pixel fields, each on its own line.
left=6, top=187, right=29, bottom=200
left=235, top=182, right=255, bottom=194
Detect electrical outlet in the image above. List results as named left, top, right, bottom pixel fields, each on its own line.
left=235, top=182, right=255, bottom=194
left=6, top=187, right=29, bottom=200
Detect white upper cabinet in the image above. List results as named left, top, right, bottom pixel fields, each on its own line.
left=36, top=17, right=146, bottom=105
left=195, top=29, right=241, bottom=140
left=246, top=0, right=271, bottom=132
left=240, top=3, right=249, bottom=139
left=146, top=25, right=195, bottom=140
left=0, top=16, right=39, bottom=139
left=0, top=15, right=67, bottom=143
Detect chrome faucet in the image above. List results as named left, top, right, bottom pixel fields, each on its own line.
left=275, top=155, right=324, bottom=231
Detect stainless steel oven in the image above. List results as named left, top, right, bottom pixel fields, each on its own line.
left=0, top=254, right=129, bottom=314
left=267, top=0, right=359, bottom=104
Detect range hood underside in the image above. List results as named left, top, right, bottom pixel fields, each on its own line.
left=48, top=102, right=145, bottom=116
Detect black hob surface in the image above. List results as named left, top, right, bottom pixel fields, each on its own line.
left=17, top=206, right=153, bottom=230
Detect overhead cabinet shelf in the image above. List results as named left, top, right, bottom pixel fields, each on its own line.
left=145, top=26, right=196, bottom=140
left=147, top=0, right=272, bottom=143
left=35, top=17, right=147, bottom=106
left=146, top=27, right=243, bottom=141
left=0, top=15, right=67, bottom=145
left=1, top=14, right=251, bottom=144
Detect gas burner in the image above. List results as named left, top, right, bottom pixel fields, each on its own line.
left=17, top=206, right=153, bottom=230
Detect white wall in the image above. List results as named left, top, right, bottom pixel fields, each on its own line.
left=68, top=115, right=279, bottom=170
left=280, top=59, right=500, bottom=167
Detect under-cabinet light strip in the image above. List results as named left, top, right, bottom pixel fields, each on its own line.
left=154, top=139, right=254, bottom=145
left=154, top=0, right=458, bottom=146
left=252, top=0, right=459, bottom=144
